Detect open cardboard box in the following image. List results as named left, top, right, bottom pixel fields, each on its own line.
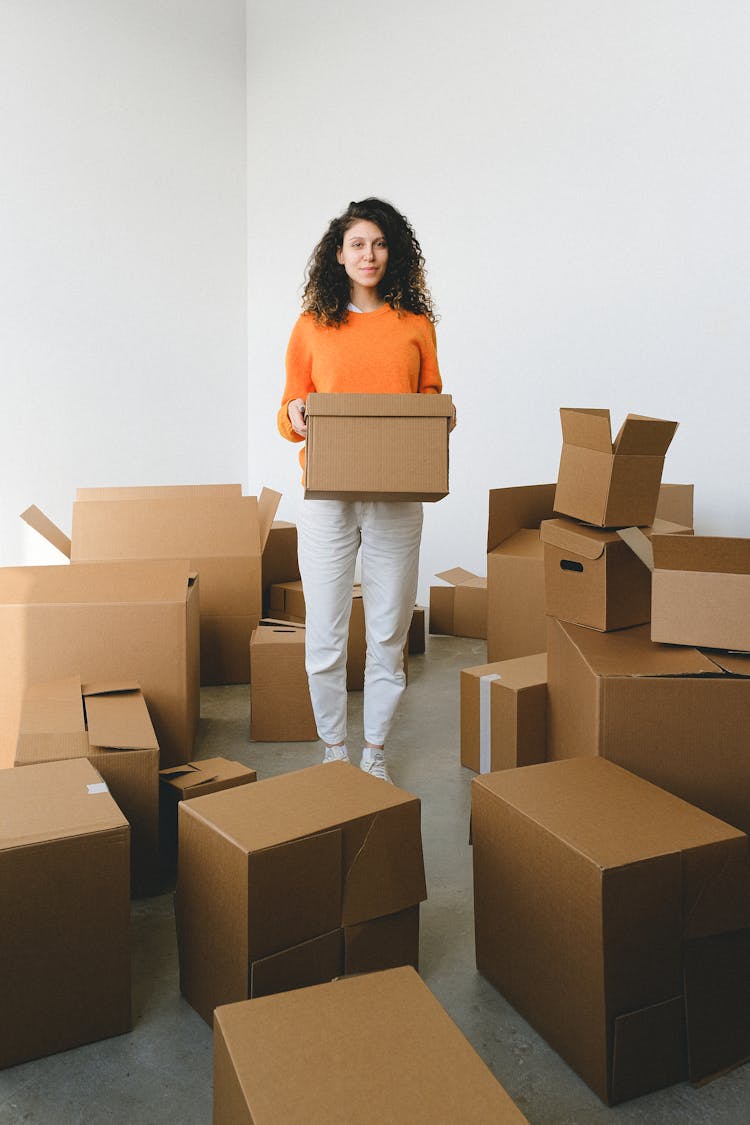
left=22, top=483, right=280, bottom=685
left=429, top=567, right=487, bottom=639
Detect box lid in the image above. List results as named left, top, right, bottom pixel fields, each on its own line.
left=560, top=408, right=614, bottom=452
left=435, top=567, right=486, bottom=588
left=543, top=517, right=690, bottom=562
left=251, top=620, right=306, bottom=645
left=487, top=484, right=556, bottom=550
left=559, top=620, right=726, bottom=678
left=83, top=685, right=159, bottom=752
left=160, top=757, right=251, bottom=793
left=306, top=392, right=453, bottom=417
left=651, top=535, right=750, bottom=576
left=559, top=409, right=678, bottom=457
left=0, top=559, right=192, bottom=606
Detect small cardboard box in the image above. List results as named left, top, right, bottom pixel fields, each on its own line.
left=0, top=757, right=131, bottom=1069
left=429, top=567, right=487, bottom=639
left=261, top=520, right=299, bottom=615
left=546, top=617, right=750, bottom=834
left=408, top=605, right=426, bottom=654
left=473, top=757, right=750, bottom=1104
left=22, top=483, right=281, bottom=686
left=541, top=516, right=691, bottom=632
left=176, top=761, right=426, bottom=1023
left=159, top=757, right=257, bottom=868
left=620, top=529, right=750, bottom=652
left=553, top=409, right=678, bottom=528
left=249, top=620, right=318, bottom=741
left=461, top=654, right=547, bottom=773
left=303, top=392, right=452, bottom=501
left=15, top=676, right=160, bottom=896
left=213, top=966, right=531, bottom=1125
left=0, top=559, right=199, bottom=770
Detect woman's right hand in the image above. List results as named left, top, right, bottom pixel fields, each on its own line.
left=288, top=398, right=307, bottom=437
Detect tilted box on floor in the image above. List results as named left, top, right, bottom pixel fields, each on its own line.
left=0, top=758, right=131, bottom=1069
left=159, top=757, right=257, bottom=869
left=176, top=762, right=426, bottom=1024
left=460, top=654, right=547, bottom=773
left=0, top=559, right=199, bottom=770
left=15, top=675, right=160, bottom=896
left=473, top=757, right=750, bottom=1105
left=429, top=567, right=487, bottom=639
left=213, top=966, right=531, bottom=1125
left=249, top=620, right=317, bottom=741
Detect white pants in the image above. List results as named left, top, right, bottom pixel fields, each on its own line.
left=298, top=499, right=423, bottom=747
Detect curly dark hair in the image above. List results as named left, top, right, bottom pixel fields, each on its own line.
left=301, top=197, right=437, bottom=326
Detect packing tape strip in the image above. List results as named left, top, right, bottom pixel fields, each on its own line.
left=479, top=673, right=502, bottom=774
left=87, top=782, right=109, bottom=795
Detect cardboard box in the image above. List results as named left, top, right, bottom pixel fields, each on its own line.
left=620, top=528, right=750, bottom=652
left=473, top=757, right=750, bottom=1104
left=429, top=567, right=487, bottom=638
left=303, top=392, right=452, bottom=501
left=546, top=617, right=750, bottom=834
left=461, top=654, right=547, bottom=773
left=0, top=757, right=131, bottom=1069
left=249, top=620, right=318, bottom=741
left=553, top=409, right=678, bottom=528
left=15, top=675, right=160, bottom=896
left=159, top=757, right=257, bottom=869
left=176, top=761, right=426, bottom=1023
left=22, top=483, right=281, bottom=685
left=541, top=516, right=691, bottom=632
left=213, top=966, right=531, bottom=1125
left=408, top=605, right=426, bottom=654
left=0, top=559, right=199, bottom=770
left=261, top=520, right=299, bottom=615
left=653, top=483, right=694, bottom=528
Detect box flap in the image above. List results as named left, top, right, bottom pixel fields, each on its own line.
left=0, top=757, right=128, bottom=848
left=435, top=566, right=484, bottom=587
left=709, top=652, right=750, bottom=676
left=617, top=527, right=655, bottom=571
left=559, top=408, right=613, bottom=452
left=652, top=535, right=750, bottom=576
left=306, top=391, right=453, bottom=417
left=540, top=519, right=611, bottom=561
left=257, top=488, right=282, bottom=553
left=20, top=505, right=72, bottom=559
left=559, top=621, right=722, bottom=678
left=613, top=414, right=678, bottom=457
left=84, top=689, right=159, bottom=751
left=0, top=559, right=192, bottom=605
left=487, top=484, right=556, bottom=550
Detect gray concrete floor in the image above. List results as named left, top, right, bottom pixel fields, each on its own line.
left=1, top=635, right=749, bottom=1124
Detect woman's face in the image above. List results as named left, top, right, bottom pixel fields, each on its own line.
left=336, top=220, right=389, bottom=295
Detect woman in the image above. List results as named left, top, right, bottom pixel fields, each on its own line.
left=278, top=197, right=448, bottom=782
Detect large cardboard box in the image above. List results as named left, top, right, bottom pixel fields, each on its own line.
left=546, top=617, right=750, bottom=834
left=249, top=620, right=318, bottom=741
left=176, top=761, right=426, bottom=1023
left=261, top=520, right=299, bottom=615
left=0, top=559, right=199, bottom=770
left=15, top=675, right=160, bottom=895
left=0, top=757, right=131, bottom=1069
left=22, top=483, right=281, bottom=685
left=553, top=409, right=678, bottom=528
left=429, top=567, right=487, bottom=638
left=213, top=967, right=530, bottom=1125
left=304, top=392, right=452, bottom=501
left=620, top=528, right=750, bottom=652
left=473, top=757, right=750, bottom=1104
left=461, top=654, right=547, bottom=773
left=159, top=757, right=257, bottom=869
left=541, top=516, right=691, bottom=632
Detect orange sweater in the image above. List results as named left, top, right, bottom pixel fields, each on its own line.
left=277, top=306, right=442, bottom=460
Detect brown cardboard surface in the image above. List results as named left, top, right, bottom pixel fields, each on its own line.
left=159, top=757, right=256, bottom=867
left=472, top=757, right=750, bottom=1103
left=249, top=929, right=344, bottom=1000
left=213, top=967, right=530, bottom=1124
left=408, top=605, right=425, bottom=654
left=176, top=762, right=426, bottom=1022
left=261, top=520, right=299, bottom=614
left=304, top=392, right=452, bottom=501
left=249, top=622, right=317, bottom=741
left=0, top=560, right=198, bottom=770
left=344, top=903, right=420, bottom=974
left=460, top=654, right=547, bottom=773
left=0, top=758, right=130, bottom=1069
left=429, top=568, right=487, bottom=638
left=655, top=483, right=694, bottom=528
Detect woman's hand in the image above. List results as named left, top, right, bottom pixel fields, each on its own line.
left=288, top=398, right=307, bottom=437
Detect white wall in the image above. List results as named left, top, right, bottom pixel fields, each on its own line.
left=247, top=0, right=750, bottom=603
left=1, top=1, right=248, bottom=566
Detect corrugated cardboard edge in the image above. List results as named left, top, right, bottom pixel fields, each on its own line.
left=617, top=527, right=655, bottom=571
left=20, top=505, right=72, bottom=559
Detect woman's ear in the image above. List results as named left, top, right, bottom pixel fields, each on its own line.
left=336, top=246, right=344, bottom=265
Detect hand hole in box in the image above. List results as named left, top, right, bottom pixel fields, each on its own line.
left=560, top=559, right=584, bottom=572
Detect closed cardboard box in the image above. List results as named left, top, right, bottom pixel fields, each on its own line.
left=176, top=761, right=426, bottom=1023
left=15, top=676, right=160, bottom=896
left=0, top=757, right=131, bottom=1069
left=261, top=519, right=299, bottom=615
left=213, top=967, right=531, bottom=1125
left=0, top=560, right=199, bottom=770
left=304, top=392, right=452, bottom=501
left=249, top=621, right=317, bottom=741
left=429, top=567, right=487, bottom=639
left=408, top=605, right=426, bottom=654
left=546, top=617, right=750, bottom=834
left=473, top=757, right=750, bottom=1104
left=159, top=757, right=257, bottom=869
left=553, top=409, right=678, bottom=528
left=22, top=483, right=281, bottom=685
left=461, top=655, right=547, bottom=773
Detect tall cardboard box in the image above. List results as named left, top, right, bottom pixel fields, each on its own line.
left=22, top=483, right=281, bottom=685
left=304, top=392, right=452, bottom=501
left=159, top=757, right=257, bottom=869
left=461, top=654, right=547, bottom=773
left=0, top=757, right=131, bottom=1069
left=15, top=676, right=160, bottom=895
left=546, top=617, right=750, bottom=834
left=213, top=967, right=531, bottom=1125
left=0, top=559, right=199, bottom=770
left=261, top=519, right=299, bottom=614
left=249, top=621, right=317, bottom=741
left=473, top=757, right=750, bottom=1104
left=553, top=409, right=678, bottom=528
left=176, top=761, right=426, bottom=1023
left=429, top=567, right=487, bottom=638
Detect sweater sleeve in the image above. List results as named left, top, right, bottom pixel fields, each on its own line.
left=277, top=315, right=315, bottom=443
left=417, top=318, right=442, bottom=395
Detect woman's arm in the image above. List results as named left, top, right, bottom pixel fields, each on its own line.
left=277, top=317, right=314, bottom=442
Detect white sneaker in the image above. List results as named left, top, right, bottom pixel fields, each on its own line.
left=323, top=745, right=350, bottom=764
left=360, top=748, right=392, bottom=783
